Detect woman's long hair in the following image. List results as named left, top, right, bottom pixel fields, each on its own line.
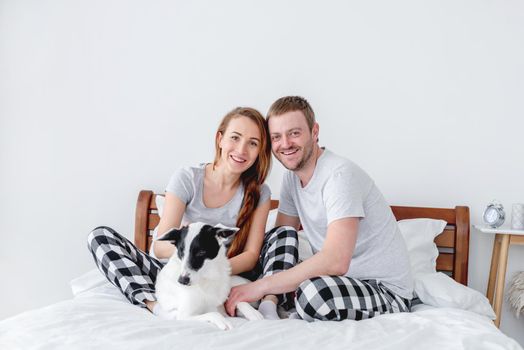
left=213, top=107, right=271, bottom=258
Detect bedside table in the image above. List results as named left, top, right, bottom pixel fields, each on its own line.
left=474, top=225, right=524, bottom=327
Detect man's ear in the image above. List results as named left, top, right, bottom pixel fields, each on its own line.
left=312, top=122, right=320, bottom=143
left=214, top=223, right=239, bottom=243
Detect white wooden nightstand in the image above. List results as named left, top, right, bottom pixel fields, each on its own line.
left=474, top=225, right=524, bottom=327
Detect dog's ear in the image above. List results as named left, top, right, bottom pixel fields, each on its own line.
left=157, top=227, right=186, bottom=246
left=214, top=223, right=239, bottom=243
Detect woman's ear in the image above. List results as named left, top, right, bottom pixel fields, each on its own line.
left=216, top=131, right=223, bottom=149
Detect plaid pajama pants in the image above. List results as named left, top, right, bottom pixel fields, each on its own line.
left=87, top=225, right=298, bottom=308
left=295, top=276, right=411, bottom=321
left=87, top=226, right=163, bottom=306
left=241, top=226, right=299, bottom=308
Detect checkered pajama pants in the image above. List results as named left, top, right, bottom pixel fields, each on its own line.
left=87, top=226, right=163, bottom=306
left=295, top=276, right=411, bottom=322
left=87, top=225, right=299, bottom=308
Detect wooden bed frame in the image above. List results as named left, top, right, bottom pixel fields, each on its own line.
left=134, top=190, right=470, bottom=285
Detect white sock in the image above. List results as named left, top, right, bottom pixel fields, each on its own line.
left=287, top=311, right=301, bottom=320
left=152, top=302, right=163, bottom=316
left=152, top=303, right=178, bottom=320
left=258, top=300, right=280, bottom=320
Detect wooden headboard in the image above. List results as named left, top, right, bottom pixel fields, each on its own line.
left=134, top=190, right=470, bottom=285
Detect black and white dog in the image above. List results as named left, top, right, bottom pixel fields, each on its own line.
left=155, top=222, right=263, bottom=330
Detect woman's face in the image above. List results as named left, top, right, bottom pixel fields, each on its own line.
left=217, top=116, right=261, bottom=175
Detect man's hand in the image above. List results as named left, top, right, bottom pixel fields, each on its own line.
left=225, top=280, right=265, bottom=316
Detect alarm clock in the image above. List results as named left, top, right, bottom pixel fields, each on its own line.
left=483, top=202, right=505, bottom=228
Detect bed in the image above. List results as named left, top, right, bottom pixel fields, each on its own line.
left=0, top=190, right=521, bottom=350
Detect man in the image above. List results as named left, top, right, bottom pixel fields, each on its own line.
left=226, top=96, right=413, bottom=321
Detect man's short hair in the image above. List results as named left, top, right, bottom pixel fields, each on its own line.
left=266, top=96, right=316, bottom=131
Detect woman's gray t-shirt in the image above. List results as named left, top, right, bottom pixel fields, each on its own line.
left=165, top=164, right=271, bottom=228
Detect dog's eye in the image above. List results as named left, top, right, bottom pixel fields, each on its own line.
left=195, top=250, right=206, bottom=257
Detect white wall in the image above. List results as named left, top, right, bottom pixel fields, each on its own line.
left=1, top=0, right=523, bottom=344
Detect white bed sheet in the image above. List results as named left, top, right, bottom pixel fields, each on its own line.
left=1, top=272, right=521, bottom=350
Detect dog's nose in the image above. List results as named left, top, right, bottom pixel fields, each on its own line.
left=178, top=275, right=190, bottom=285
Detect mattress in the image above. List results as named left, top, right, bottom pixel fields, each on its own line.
left=0, top=270, right=521, bottom=350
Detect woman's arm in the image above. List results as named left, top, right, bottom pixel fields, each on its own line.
left=228, top=199, right=270, bottom=275
left=153, top=192, right=186, bottom=259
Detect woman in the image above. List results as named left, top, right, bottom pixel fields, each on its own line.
left=87, top=107, right=298, bottom=319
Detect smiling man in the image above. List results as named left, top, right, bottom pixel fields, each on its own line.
left=226, top=96, right=414, bottom=322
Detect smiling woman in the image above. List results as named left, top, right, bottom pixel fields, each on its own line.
left=216, top=117, right=262, bottom=176
left=86, top=106, right=298, bottom=322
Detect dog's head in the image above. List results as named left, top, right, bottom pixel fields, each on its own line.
left=157, top=222, right=238, bottom=286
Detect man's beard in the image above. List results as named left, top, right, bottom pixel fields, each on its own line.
left=279, top=139, right=315, bottom=172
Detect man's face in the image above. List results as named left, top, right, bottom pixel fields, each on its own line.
left=268, top=110, right=317, bottom=172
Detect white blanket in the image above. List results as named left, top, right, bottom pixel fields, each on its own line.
left=0, top=272, right=521, bottom=350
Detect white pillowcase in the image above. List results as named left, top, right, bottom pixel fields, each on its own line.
left=70, top=268, right=109, bottom=296
left=265, top=208, right=278, bottom=232
left=397, top=218, right=495, bottom=319
left=149, top=195, right=166, bottom=259
left=156, top=194, right=165, bottom=217
left=397, top=218, right=447, bottom=276
left=415, top=272, right=496, bottom=319
left=265, top=208, right=313, bottom=261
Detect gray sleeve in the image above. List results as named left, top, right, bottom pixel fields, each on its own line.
left=277, top=172, right=299, bottom=217
left=165, top=167, right=194, bottom=203
left=323, top=167, right=365, bottom=224
left=258, top=184, right=271, bottom=207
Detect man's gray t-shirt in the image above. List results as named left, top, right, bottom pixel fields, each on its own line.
left=278, top=149, right=413, bottom=299
left=165, top=164, right=271, bottom=228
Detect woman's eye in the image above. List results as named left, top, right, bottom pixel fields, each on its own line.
left=231, top=135, right=239, bottom=141
left=250, top=141, right=259, bottom=147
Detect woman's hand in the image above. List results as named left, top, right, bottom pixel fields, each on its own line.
left=225, top=280, right=266, bottom=316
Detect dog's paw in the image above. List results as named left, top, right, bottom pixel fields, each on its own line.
left=236, top=302, right=264, bottom=321
left=190, top=312, right=233, bottom=330
left=210, top=317, right=233, bottom=331
left=154, top=304, right=178, bottom=320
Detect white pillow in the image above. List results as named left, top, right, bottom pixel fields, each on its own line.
left=70, top=268, right=109, bottom=296
left=156, top=194, right=165, bottom=217
left=397, top=218, right=447, bottom=276
left=265, top=208, right=278, bottom=232
left=265, top=208, right=313, bottom=261
left=297, top=232, right=314, bottom=261
left=149, top=195, right=166, bottom=259
left=414, top=272, right=496, bottom=319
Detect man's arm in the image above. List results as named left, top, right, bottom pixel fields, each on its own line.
left=225, top=217, right=359, bottom=315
